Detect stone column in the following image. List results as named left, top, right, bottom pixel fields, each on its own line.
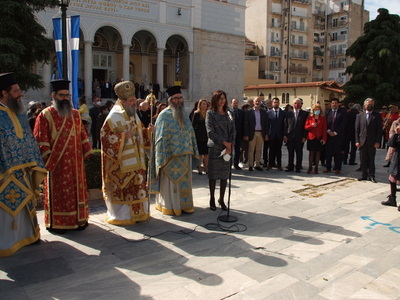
left=157, top=48, right=165, bottom=98
left=84, top=41, right=93, bottom=100
left=42, top=62, right=52, bottom=103
left=188, top=51, right=193, bottom=101
left=122, top=44, right=131, bottom=81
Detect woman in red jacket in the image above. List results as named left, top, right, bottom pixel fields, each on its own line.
left=305, top=103, right=327, bottom=174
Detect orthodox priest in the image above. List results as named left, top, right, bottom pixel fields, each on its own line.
left=150, top=86, right=199, bottom=215
left=34, top=80, right=92, bottom=234
left=0, top=73, right=47, bottom=256
left=100, top=81, right=153, bottom=225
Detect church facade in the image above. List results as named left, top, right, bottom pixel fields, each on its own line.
left=29, top=0, right=246, bottom=105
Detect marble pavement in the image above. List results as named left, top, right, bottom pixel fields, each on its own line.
left=1, top=148, right=400, bottom=300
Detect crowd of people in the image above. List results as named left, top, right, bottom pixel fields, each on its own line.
left=1, top=70, right=400, bottom=257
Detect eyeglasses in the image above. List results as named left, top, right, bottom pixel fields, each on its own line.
left=57, top=93, right=71, bottom=98
left=172, top=96, right=183, bottom=100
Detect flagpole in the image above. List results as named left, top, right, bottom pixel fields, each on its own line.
left=59, top=0, right=70, bottom=80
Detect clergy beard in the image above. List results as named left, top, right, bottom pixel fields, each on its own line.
left=7, top=94, right=24, bottom=114
left=124, top=105, right=137, bottom=117
left=169, top=101, right=185, bottom=128
left=54, top=99, right=72, bottom=118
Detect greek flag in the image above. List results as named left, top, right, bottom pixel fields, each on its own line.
left=53, top=15, right=80, bottom=109
left=175, top=52, right=180, bottom=75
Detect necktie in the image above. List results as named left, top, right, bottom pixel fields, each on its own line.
left=275, top=110, right=278, bottom=119
left=234, top=109, right=238, bottom=119
left=332, top=110, right=336, bottom=131
left=367, top=112, right=371, bottom=125
left=295, top=111, right=298, bottom=124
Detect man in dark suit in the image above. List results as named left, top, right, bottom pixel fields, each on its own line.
left=244, top=97, right=269, bottom=171
left=267, top=97, right=286, bottom=170
left=284, top=98, right=309, bottom=173
left=356, top=98, right=382, bottom=183
left=343, top=103, right=361, bottom=165
left=231, top=98, right=245, bottom=170
left=323, top=98, right=347, bottom=174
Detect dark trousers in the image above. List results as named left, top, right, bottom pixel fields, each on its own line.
left=233, top=136, right=242, bottom=166
left=268, top=137, right=283, bottom=167
left=343, top=134, right=357, bottom=164
left=287, top=139, right=304, bottom=170
left=360, top=144, right=377, bottom=178
left=325, top=136, right=344, bottom=170
left=263, top=140, right=270, bottom=166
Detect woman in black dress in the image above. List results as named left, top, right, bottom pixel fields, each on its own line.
left=192, top=99, right=209, bottom=174
left=206, top=90, right=235, bottom=211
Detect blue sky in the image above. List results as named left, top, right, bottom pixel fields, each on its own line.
left=364, top=0, right=400, bottom=20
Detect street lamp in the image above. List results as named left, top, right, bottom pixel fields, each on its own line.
left=59, top=0, right=70, bottom=80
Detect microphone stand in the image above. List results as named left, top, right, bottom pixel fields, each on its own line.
left=218, top=155, right=238, bottom=223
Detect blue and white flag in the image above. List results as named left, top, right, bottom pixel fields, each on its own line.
left=53, top=15, right=80, bottom=109
left=175, top=52, right=180, bottom=75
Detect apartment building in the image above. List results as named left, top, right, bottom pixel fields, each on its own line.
left=245, top=0, right=369, bottom=85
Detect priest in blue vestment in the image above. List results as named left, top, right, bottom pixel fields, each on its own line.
left=0, top=73, right=47, bottom=256
left=149, top=86, right=199, bottom=216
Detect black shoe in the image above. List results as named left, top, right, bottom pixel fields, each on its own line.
left=75, top=222, right=89, bottom=231
left=47, top=227, right=67, bottom=235
left=218, top=199, right=227, bottom=211
left=255, top=166, right=263, bottom=171
left=349, top=162, right=357, bottom=165
left=234, top=165, right=242, bottom=170
left=358, top=177, right=367, bottom=181
left=249, top=167, right=254, bottom=171
left=384, top=162, right=391, bottom=167
left=356, top=167, right=361, bottom=171
left=295, top=169, right=301, bottom=173
left=369, top=176, right=377, bottom=183
left=209, top=199, right=216, bottom=211
left=381, top=195, right=397, bottom=207
left=343, top=161, right=348, bottom=165
left=285, top=168, right=294, bottom=172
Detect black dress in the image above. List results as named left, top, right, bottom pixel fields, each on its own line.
left=192, top=111, right=208, bottom=155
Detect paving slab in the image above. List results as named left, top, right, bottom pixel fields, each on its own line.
left=1, top=148, right=400, bottom=299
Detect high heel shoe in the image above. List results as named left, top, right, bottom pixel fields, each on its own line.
left=218, top=199, right=227, bottom=211
left=209, top=199, right=216, bottom=211
left=307, top=168, right=312, bottom=174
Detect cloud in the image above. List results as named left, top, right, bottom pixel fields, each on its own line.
left=365, top=0, right=400, bottom=20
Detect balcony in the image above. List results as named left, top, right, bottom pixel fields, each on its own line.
left=313, top=10, right=325, bottom=17
left=329, top=63, right=345, bottom=69
left=271, top=38, right=281, bottom=43
left=271, top=8, right=282, bottom=14
left=291, top=41, right=308, bottom=48
left=291, top=25, right=308, bottom=32
left=271, top=22, right=282, bottom=28
left=292, top=0, right=310, bottom=4
left=270, top=51, right=282, bottom=57
left=330, top=34, right=347, bottom=42
left=314, top=24, right=325, bottom=30
left=329, top=49, right=346, bottom=56
left=313, top=64, right=324, bottom=70
left=260, top=72, right=275, bottom=80
left=292, top=11, right=309, bottom=18
left=312, top=77, right=324, bottom=81
left=289, top=66, right=308, bottom=74
left=269, top=67, right=282, bottom=73
left=290, top=52, right=309, bottom=59
left=313, top=37, right=325, bottom=43
left=313, top=49, right=324, bottom=56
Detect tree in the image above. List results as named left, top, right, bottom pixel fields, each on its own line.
left=344, top=8, right=400, bottom=107
left=0, top=0, right=58, bottom=91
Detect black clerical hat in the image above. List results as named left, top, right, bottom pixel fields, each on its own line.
left=51, top=80, right=70, bottom=92
left=0, top=73, right=17, bottom=91
left=166, top=86, right=182, bottom=97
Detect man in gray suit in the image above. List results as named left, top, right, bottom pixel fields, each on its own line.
left=356, top=98, right=382, bottom=183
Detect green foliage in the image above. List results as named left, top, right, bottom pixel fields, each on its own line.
left=85, top=149, right=102, bottom=189
left=0, top=0, right=58, bottom=91
left=344, top=8, right=400, bottom=107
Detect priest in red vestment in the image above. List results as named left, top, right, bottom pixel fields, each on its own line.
left=34, top=80, right=92, bottom=234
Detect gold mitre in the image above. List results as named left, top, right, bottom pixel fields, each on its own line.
left=114, top=81, right=135, bottom=100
